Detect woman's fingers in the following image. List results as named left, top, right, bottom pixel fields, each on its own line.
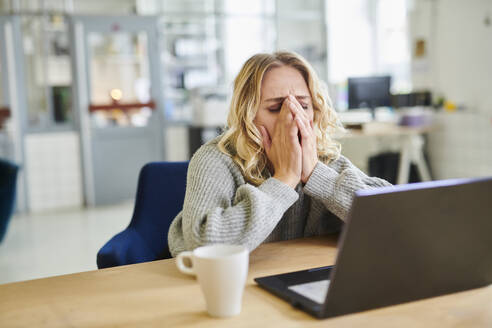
left=273, top=95, right=317, bottom=185
left=293, top=107, right=318, bottom=184
left=259, top=125, right=272, bottom=152
left=286, top=97, right=313, bottom=139
left=290, top=107, right=312, bottom=137
left=295, top=116, right=309, bottom=141
left=287, top=98, right=302, bottom=118
left=268, top=102, right=302, bottom=188
left=287, top=95, right=310, bottom=121
left=278, top=98, right=294, bottom=126
left=275, top=98, right=298, bottom=142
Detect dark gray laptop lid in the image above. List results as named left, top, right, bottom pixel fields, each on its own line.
left=322, top=177, right=492, bottom=318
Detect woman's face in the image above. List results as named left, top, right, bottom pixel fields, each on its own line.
left=255, top=65, right=314, bottom=138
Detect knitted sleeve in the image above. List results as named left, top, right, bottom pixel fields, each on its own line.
left=303, top=155, right=392, bottom=221
left=167, top=144, right=299, bottom=256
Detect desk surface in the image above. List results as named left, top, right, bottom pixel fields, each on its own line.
left=340, top=122, right=434, bottom=138
left=1, top=236, right=491, bottom=327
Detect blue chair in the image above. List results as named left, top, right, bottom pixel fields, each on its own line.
left=97, top=161, right=189, bottom=269
left=0, top=158, right=19, bottom=243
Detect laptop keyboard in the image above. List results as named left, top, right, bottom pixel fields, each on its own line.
left=288, top=279, right=331, bottom=304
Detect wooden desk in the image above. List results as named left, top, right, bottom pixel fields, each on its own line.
left=1, top=236, right=491, bottom=327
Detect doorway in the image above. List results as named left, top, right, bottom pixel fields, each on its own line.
left=70, top=16, right=166, bottom=206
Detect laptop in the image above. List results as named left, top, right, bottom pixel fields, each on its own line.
left=255, top=177, right=492, bottom=319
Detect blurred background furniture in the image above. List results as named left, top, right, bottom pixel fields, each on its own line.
left=96, top=161, right=189, bottom=269
left=0, top=158, right=19, bottom=243
left=338, top=124, right=433, bottom=184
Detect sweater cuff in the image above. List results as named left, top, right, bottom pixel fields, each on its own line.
left=303, top=161, right=338, bottom=199
left=259, top=177, right=299, bottom=211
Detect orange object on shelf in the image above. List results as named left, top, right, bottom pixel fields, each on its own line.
left=0, top=107, right=10, bottom=128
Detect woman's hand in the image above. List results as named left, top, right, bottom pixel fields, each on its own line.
left=259, top=97, right=302, bottom=188
left=286, top=95, right=318, bottom=184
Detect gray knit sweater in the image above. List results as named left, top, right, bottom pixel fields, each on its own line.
left=168, top=136, right=391, bottom=257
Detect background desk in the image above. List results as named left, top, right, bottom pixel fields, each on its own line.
left=338, top=122, right=433, bottom=184
left=1, top=236, right=491, bottom=327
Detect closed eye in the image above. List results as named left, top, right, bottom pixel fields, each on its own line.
left=268, top=103, right=309, bottom=112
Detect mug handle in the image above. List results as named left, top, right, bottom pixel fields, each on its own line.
left=176, top=251, right=195, bottom=276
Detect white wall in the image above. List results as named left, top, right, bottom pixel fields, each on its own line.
left=427, top=112, right=492, bottom=179
left=409, top=0, right=492, bottom=180
left=410, top=0, right=492, bottom=114
left=165, top=126, right=189, bottom=162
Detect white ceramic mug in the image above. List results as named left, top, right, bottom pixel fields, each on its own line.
left=176, top=244, right=249, bottom=317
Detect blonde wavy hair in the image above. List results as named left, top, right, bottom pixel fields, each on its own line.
left=218, top=51, right=343, bottom=186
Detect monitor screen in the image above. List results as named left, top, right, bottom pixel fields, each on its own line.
left=348, top=76, right=391, bottom=109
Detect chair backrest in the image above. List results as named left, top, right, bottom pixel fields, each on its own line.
left=128, top=161, right=189, bottom=259
left=0, top=158, right=19, bottom=243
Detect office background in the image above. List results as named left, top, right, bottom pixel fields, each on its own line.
left=0, top=0, right=491, bottom=283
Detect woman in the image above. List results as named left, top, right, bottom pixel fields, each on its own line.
left=168, top=51, right=391, bottom=257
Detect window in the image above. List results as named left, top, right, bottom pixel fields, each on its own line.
left=327, top=0, right=411, bottom=109
left=222, top=0, right=276, bottom=84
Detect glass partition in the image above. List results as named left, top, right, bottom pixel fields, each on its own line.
left=88, top=31, right=152, bottom=127
left=223, top=16, right=276, bottom=84
left=0, top=49, right=7, bottom=131
left=276, top=0, right=327, bottom=82
left=158, top=0, right=276, bottom=122
left=22, top=16, right=48, bottom=127
left=21, top=14, right=73, bottom=128
left=159, top=14, right=220, bottom=121
left=159, top=0, right=220, bottom=122
left=0, top=55, right=4, bottom=106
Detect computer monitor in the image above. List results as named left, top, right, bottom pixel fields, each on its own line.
left=348, top=76, right=391, bottom=118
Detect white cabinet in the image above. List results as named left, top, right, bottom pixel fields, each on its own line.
left=25, top=132, right=83, bottom=212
